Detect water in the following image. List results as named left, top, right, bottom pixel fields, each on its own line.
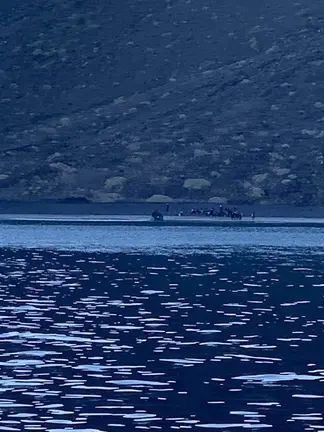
left=0, top=224, right=324, bottom=431
left=0, top=224, right=324, bottom=252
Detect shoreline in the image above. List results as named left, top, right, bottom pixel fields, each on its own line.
left=1, top=200, right=324, bottom=218
left=1, top=214, right=324, bottom=228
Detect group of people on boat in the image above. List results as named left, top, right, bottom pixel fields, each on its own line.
left=190, top=205, right=246, bottom=220
left=152, top=204, right=255, bottom=221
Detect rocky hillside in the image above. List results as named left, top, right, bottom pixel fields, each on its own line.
left=1, top=0, right=324, bottom=204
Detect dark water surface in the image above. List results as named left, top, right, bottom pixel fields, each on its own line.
left=1, top=226, right=324, bottom=431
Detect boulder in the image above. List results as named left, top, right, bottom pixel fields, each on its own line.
left=183, top=178, right=211, bottom=190
left=211, top=171, right=221, bottom=178
left=252, top=173, right=268, bottom=184
left=93, top=192, right=123, bottom=202
left=146, top=194, right=173, bottom=202
left=281, top=179, right=292, bottom=185
left=49, top=162, right=76, bottom=174
left=0, top=174, right=10, bottom=186
left=273, top=168, right=291, bottom=176
left=248, top=186, right=264, bottom=198
left=194, top=149, right=209, bottom=157
left=104, top=176, right=127, bottom=192
left=47, top=152, right=62, bottom=162
left=208, top=196, right=228, bottom=204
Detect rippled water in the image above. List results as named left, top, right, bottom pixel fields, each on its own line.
left=0, top=224, right=324, bottom=252
left=1, top=226, right=324, bottom=431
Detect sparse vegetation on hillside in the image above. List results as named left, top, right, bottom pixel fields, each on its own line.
left=1, top=0, right=324, bottom=203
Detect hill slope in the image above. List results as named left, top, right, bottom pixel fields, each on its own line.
left=1, top=0, right=324, bottom=204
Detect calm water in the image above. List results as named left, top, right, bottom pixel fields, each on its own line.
left=0, top=225, right=324, bottom=431
left=0, top=224, right=324, bottom=252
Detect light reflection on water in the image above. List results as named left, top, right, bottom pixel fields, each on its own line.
left=0, top=227, right=324, bottom=430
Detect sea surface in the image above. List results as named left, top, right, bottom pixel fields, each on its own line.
left=0, top=224, right=324, bottom=431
